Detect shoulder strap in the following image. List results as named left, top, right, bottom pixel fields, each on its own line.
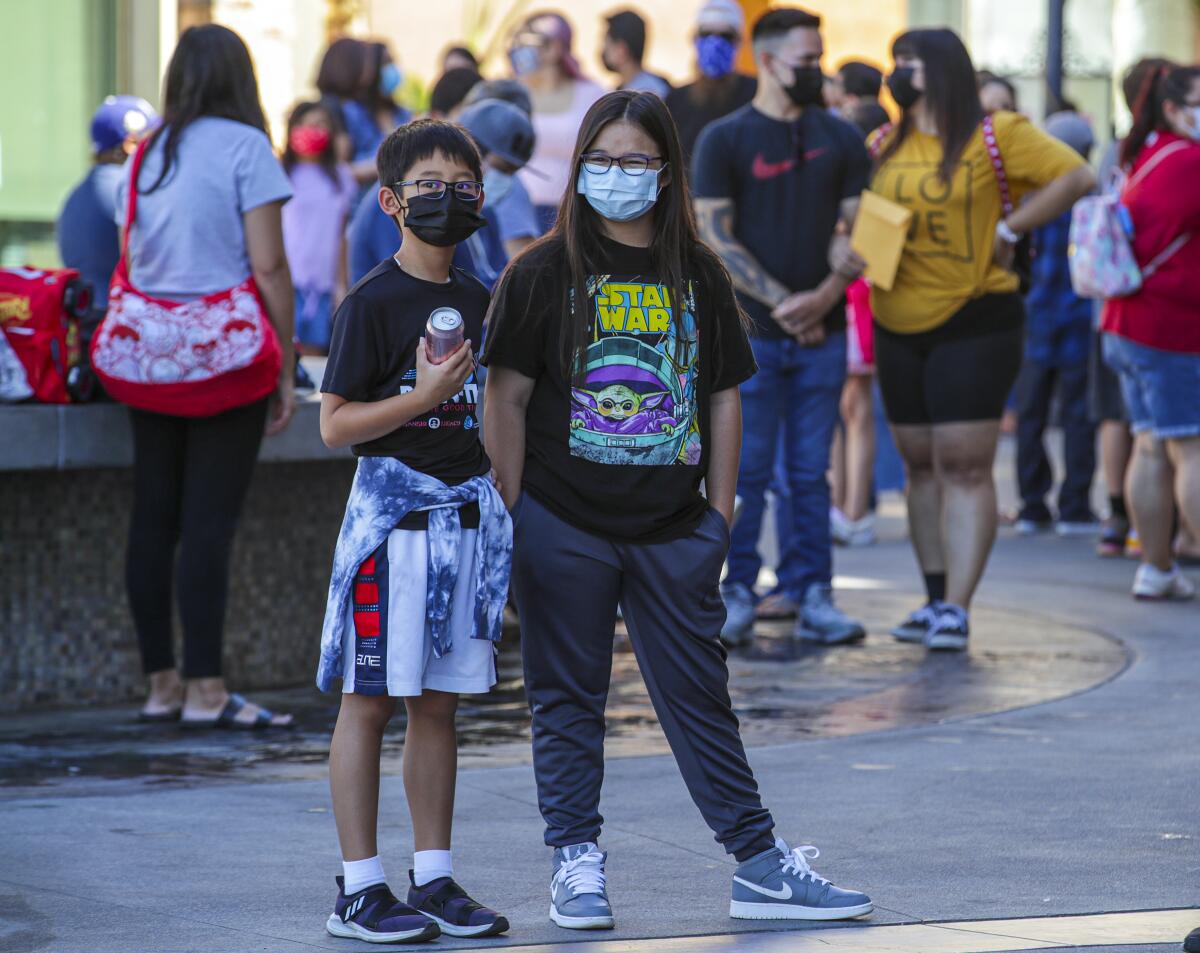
left=867, top=122, right=894, bottom=160
left=981, top=114, right=1014, bottom=216
left=120, top=138, right=153, bottom=262
left=1124, top=139, right=1191, bottom=193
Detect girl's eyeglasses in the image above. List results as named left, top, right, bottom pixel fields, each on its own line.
left=580, top=153, right=666, bottom=176
left=395, top=179, right=483, bottom=201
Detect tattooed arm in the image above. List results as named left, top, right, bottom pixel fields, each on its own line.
left=694, top=197, right=791, bottom=311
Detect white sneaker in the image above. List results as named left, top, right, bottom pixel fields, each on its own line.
left=1132, top=563, right=1196, bottom=601
left=830, top=507, right=853, bottom=545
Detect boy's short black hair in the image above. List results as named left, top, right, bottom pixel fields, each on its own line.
left=838, top=61, right=882, bottom=99
left=376, top=117, right=483, bottom=187
left=430, top=67, right=482, bottom=116
left=606, top=10, right=647, bottom=64
left=751, top=6, right=820, bottom=46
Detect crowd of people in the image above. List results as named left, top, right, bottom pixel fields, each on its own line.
left=53, top=2, right=1198, bottom=947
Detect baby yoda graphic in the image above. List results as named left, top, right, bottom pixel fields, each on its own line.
left=571, top=383, right=679, bottom=436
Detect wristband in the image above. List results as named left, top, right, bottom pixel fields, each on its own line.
left=996, top=219, right=1021, bottom=245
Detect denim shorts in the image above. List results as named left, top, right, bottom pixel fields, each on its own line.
left=295, top=287, right=333, bottom=352
left=1102, top=333, right=1200, bottom=439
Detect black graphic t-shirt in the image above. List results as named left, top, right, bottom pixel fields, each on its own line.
left=321, top=258, right=490, bottom=484
left=481, top=235, right=756, bottom=542
left=690, top=104, right=871, bottom=339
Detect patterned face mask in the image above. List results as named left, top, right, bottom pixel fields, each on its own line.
left=695, top=34, right=736, bottom=79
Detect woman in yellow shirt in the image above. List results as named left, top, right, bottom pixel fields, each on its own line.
left=868, top=28, right=1095, bottom=651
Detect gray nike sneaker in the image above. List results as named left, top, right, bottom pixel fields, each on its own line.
left=720, top=582, right=756, bottom=647
left=730, top=839, right=872, bottom=920
left=794, top=585, right=865, bottom=645
left=549, top=843, right=614, bottom=930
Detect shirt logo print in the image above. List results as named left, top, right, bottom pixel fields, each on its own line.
left=751, top=153, right=795, bottom=179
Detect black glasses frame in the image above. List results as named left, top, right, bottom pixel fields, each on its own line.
left=395, top=179, right=484, bottom=201
left=580, top=153, right=667, bottom=176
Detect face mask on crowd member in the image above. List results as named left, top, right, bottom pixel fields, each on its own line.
left=379, top=61, right=402, bottom=97
left=695, top=32, right=737, bottom=78
left=576, top=119, right=670, bottom=223
left=458, top=97, right=536, bottom=207
left=754, top=19, right=826, bottom=107
left=887, top=59, right=925, bottom=110
left=1162, top=74, right=1200, bottom=142
left=381, top=147, right=486, bottom=248
left=509, top=41, right=542, bottom=77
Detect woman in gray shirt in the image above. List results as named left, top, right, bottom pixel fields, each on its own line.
left=116, top=24, right=296, bottom=728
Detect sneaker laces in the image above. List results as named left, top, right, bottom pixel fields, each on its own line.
left=554, top=850, right=607, bottom=896
left=777, top=841, right=830, bottom=885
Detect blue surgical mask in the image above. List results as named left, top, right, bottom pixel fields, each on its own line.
left=509, top=44, right=541, bottom=77
left=577, top=165, right=664, bottom=222
left=1186, top=105, right=1200, bottom=142
left=696, top=34, right=736, bottom=79
left=483, top=167, right=514, bottom=205
left=379, top=62, right=402, bottom=97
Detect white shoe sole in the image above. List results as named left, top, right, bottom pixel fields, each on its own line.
left=424, top=911, right=508, bottom=938
left=891, top=626, right=926, bottom=642
left=926, top=632, right=968, bottom=651
left=326, top=914, right=438, bottom=943
left=730, top=899, right=874, bottom=920
left=549, top=902, right=615, bottom=930
left=1133, top=588, right=1195, bottom=601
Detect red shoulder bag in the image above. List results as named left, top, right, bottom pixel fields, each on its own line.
left=90, top=138, right=282, bottom=417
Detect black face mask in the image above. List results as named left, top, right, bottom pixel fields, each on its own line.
left=887, top=67, right=922, bottom=109
left=395, top=191, right=485, bottom=247
left=780, top=64, right=825, bottom=106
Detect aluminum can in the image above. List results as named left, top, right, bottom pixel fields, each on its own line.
left=425, top=308, right=464, bottom=364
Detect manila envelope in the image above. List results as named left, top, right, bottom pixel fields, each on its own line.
left=850, top=190, right=913, bottom=292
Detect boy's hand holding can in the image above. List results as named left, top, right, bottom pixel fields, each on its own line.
left=414, top=335, right=474, bottom=408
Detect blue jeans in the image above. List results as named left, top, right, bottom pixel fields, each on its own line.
left=727, top=333, right=847, bottom=599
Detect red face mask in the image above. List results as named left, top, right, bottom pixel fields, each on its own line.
left=290, top=125, right=331, bottom=158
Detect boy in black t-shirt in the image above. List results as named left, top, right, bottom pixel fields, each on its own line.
left=316, top=119, right=509, bottom=943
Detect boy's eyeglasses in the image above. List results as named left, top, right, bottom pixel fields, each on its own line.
left=580, top=153, right=666, bottom=175
left=395, top=179, right=483, bottom=201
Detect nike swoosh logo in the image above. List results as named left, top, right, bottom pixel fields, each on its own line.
left=734, top=876, right=793, bottom=900
left=804, top=147, right=827, bottom=161
left=751, top=154, right=796, bottom=180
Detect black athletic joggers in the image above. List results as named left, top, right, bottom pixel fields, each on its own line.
left=126, top=398, right=268, bottom=679
left=511, top=492, right=777, bottom=861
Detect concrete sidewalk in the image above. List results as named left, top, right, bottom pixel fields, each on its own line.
left=2, top=524, right=1198, bottom=952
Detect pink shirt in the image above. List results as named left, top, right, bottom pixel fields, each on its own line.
left=519, top=79, right=605, bottom=209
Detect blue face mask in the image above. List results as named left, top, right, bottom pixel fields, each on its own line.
left=577, top=165, right=664, bottom=222
left=696, top=34, right=736, bottom=79
left=483, top=167, right=514, bottom=205
left=379, top=62, right=402, bottom=97
left=509, top=45, right=541, bottom=77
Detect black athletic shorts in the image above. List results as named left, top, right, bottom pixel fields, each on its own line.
left=874, top=292, right=1025, bottom=426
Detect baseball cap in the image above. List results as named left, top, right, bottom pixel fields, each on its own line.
left=90, top=95, right=158, bottom=154
left=696, top=0, right=745, bottom=35
left=463, top=78, right=533, bottom=117
left=458, top=98, right=536, bottom=169
left=1044, top=110, right=1094, bottom=158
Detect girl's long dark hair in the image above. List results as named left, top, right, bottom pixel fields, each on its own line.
left=1121, top=63, right=1200, bottom=167
left=282, top=101, right=342, bottom=186
left=500, top=90, right=748, bottom=380
left=879, top=29, right=984, bottom=183
left=142, top=24, right=268, bottom=193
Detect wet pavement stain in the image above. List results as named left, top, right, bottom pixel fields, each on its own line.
left=0, top=592, right=1126, bottom=797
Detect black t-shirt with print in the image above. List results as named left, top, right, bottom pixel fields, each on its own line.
left=690, top=104, right=871, bottom=339
left=481, top=234, right=757, bottom=543
left=321, top=258, right=491, bottom=484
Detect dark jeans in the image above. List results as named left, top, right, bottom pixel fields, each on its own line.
left=511, top=493, right=776, bottom=859
left=127, top=399, right=268, bottom=678
left=726, top=333, right=846, bottom=599
left=1015, top=359, right=1095, bottom=522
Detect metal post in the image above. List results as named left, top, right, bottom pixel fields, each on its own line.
left=1046, top=0, right=1066, bottom=115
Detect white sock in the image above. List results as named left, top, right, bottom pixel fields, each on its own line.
left=343, top=855, right=386, bottom=895
left=413, top=849, right=454, bottom=886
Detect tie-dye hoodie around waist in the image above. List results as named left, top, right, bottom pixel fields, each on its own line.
left=316, top=456, right=512, bottom=692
